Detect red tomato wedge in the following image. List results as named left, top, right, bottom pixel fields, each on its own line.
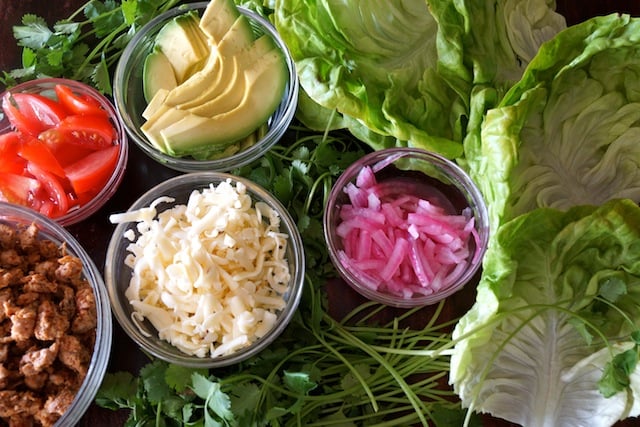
left=0, top=132, right=27, bottom=174
left=18, top=138, right=67, bottom=178
left=65, top=144, right=120, bottom=195
left=27, top=163, right=70, bottom=218
left=39, top=114, right=115, bottom=151
left=54, top=84, right=108, bottom=117
left=2, top=92, right=66, bottom=136
left=0, top=172, right=41, bottom=206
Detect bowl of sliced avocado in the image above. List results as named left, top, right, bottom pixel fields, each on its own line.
left=113, top=0, right=299, bottom=172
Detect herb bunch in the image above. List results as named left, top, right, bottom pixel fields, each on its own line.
left=1, top=0, right=182, bottom=93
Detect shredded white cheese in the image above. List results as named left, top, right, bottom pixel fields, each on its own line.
left=109, top=179, right=291, bottom=358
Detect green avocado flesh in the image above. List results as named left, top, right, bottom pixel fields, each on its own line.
left=140, top=0, right=288, bottom=159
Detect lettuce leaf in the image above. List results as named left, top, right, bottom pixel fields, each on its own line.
left=450, top=199, right=640, bottom=426
left=274, top=0, right=564, bottom=159
left=466, top=14, right=640, bottom=231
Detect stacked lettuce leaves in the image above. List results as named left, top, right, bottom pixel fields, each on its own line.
left=452, top=13, right=640, bottom=426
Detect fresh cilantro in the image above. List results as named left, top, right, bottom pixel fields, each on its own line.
left=599, top=347, right=639, bottom=398
left=1, top=0, right=182, bottom=93
left=94, top=371, right=138, bottom=411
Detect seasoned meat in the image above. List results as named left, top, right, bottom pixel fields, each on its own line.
left=17, top=224, right=38, bottom=252
left=46, top=368, right=79, bottom=389
left=10, top=307, right=37, bottom=342
left=34, top=300, right=68, bottom=342
left=8, top=413, right=35, bottom=427
left=22, top=274, right=57, bottom=295
left=0, top=249, right=22, bottom=268
left=31, top=261, right=57, bottom=282
left=20, top=342, right=59, bottom=376
left=23, top=371, right=48, bottom=391
left=0, top=363, right=19, bottom=389
left=34, top=241, right=59, bottom=261
left=71, top=286, right=97, bottom=334
left=0, top=268, right=23, bottom=289
left=0, top=390, right=41, bottom=418
left=57, top=334, right=89, bottom=376
left=0, top=223, right=96, bottom=426
left=43, top=389, right=75, bottom=417
left=56, top=285, right=75, bottom=320
left=55, top=255, right=83, bottom=285
left=0, top=224, right=16, bottom=248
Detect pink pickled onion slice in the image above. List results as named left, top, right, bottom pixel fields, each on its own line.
left=335, top=164, right=477, bottom=300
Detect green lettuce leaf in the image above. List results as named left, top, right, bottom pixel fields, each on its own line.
left=450, top=199, right=640, bottom=426
left=274, top=0, right=465, bottom=158
left=467, top=14, right=640, bottom=231
left=274, top=0, right=564, bottom=160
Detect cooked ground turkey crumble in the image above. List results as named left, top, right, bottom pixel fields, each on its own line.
left=0, top=222, right=97, bottom=426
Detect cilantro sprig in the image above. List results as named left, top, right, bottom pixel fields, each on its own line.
left=2, top=0, right=182, bottom=93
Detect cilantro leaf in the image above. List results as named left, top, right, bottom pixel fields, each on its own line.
left=166, top=364, right=207, bottom=393
left=13, top=14, right=52, bottom=49
left=141, top=360, right=173, bottom=404
left=599, top=347, right=639, bottom=397
left=191, top=373, right=235, bottom=423
left=95, top=371, right=138, bottom=410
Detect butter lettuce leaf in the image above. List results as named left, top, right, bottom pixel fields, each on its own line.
left=274, top=0, right=465, bottom=158
left=450, top=199, right=640, bottom=426
left=467, top=14, right=640, bottom=231
left=274, top=0, right=564, bottom=159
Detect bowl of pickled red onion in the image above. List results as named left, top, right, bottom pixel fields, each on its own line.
left=323, top=148, right=489, bottom=308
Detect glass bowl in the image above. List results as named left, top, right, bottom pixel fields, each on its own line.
left=104, top=172, right=305, bottom=368
left=0, top=202, right=112, bottom=425
left=324, top=148, right=490, bottom=308
left=0, top=77, right=128, bottom=226
left=113, top=2, right=299, bottom=173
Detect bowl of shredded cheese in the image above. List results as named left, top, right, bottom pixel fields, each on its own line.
left=104, top=172, right=305, bottom=367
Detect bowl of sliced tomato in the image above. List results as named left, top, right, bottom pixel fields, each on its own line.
left=0, top=78, right=128, bottom=226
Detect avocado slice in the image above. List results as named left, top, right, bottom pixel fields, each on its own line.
left=188, top=48, right=283, bottom=117
left=215, top=15, right=254, bottom=57
left=175, top=55, right=239, bottom=111
left=162, top=53, right=220, bottom=106
left=142, top=88, right=170, bottom=120
left=180, top=35, right=276, bottom=114
left=199, top=0, right=242, bottom=43
left=140, top=101, right=190, bottom=152
left=158, top=50, right=288, bottom=155
left=143, top=49, right=177, bottom=102
left=153, top=11, right=209, bottom=83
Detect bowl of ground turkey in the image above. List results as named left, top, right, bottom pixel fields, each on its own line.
left=0, top=201, right=111, bottom=426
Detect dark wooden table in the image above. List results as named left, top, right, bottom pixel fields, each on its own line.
left=1, top=1, right=640, bottom=426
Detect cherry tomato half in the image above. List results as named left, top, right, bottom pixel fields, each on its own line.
left=2, top=92, right=67, bottom=136
left=54, top=84, right=108, bottom=117
left=65, top=144, right=120, bottom=195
